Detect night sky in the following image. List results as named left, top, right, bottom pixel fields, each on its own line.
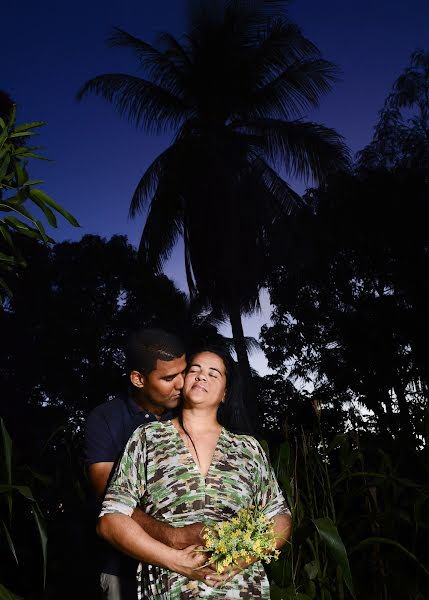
left=3, top=0, right=428, bottom=372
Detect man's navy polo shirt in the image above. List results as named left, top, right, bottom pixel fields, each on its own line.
left=84, top=395, right=174, bottom=577
left=85, top=395, right=174, bottom=466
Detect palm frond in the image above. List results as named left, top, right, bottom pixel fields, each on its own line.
left=77, top=74, right=190, bottom=134
left=246, top=21, right=321, bottom=88
left=237, top=118, right=351, bottom=182
left=250, top=156, right=303, bottom=216
left=138, top=189, right=184, bottom=273
left=157, top=32, right=193, bottom=71
left=108, top=28, right=187, bottom=98
left=247, top=58, right=338, bottom=119
left=129, top=142, right=184, bottom=217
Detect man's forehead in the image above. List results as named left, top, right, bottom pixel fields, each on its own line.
left=154, top=355, right=187, bottom=374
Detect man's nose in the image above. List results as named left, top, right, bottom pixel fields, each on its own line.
left=176, top=374, right=185, bottom=388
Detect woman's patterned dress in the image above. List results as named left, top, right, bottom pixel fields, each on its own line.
left=101, top=421, right=290, bottom=599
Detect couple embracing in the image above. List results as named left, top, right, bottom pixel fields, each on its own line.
left=85, top=329, right=291, bottom=599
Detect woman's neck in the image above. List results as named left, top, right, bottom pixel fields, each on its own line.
left=178, top=408, right=220, bottom=433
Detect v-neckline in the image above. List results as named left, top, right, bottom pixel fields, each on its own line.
left=168, top=420, right=224, bottom=479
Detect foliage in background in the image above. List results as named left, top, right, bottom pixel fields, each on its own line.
left=0, top=419, right=47, bottom=600
left=357, top=49, right=429, bottom=172
left=77, top=0, right=350, bottom=422
left=268, top=418, right=429, bottom=599
left=0, top=103, right=79, bottom=300
left=262, top=168, right=429, bottom=443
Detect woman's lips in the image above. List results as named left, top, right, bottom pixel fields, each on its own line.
left=191, top=383, right=207, bottom=392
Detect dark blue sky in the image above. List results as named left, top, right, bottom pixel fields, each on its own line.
left=3, top=0, right=428, bottom=370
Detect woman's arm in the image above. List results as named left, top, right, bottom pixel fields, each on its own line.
left=273, top=511, right=292, bottom=549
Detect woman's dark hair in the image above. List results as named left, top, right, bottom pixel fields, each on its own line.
left=179, top=340, right=253, bottom=437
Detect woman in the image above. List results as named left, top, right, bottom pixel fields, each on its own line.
left=99, top=343, right=291, bottom=599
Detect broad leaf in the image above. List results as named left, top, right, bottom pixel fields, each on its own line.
left=1, top=520, right=18, bottom=564
left=29, top=189, right=80, bottom=227
left=32, top=503, right=48, bottom=588
left=0, top=583, right=23, bottom=600
left=312, top=517, right=355, bottom=598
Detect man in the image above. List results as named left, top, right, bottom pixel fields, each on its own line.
left=85, top=328, right=204, bottom=600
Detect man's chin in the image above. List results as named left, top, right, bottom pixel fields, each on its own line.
left=166, top=396, right=181, bottom=408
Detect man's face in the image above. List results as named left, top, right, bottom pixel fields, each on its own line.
left=131, top=354, right=187, bottom=415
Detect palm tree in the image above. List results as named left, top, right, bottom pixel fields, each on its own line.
left=78, top=0, right=350, bottom=421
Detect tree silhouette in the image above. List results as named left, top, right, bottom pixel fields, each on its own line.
left=357, top=49, right=429, bottom=171
left=78, top=0, right=349, bottom=420
left=262, top=169, right=429, bottom=442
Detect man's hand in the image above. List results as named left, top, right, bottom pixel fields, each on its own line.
left=170, top=523, right=206, bottom=549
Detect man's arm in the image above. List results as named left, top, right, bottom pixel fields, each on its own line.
left=87, top=462, right=114, bottom=499
left=131, top=509, right=204, bottom=549
left=97, top=513, right=219, bottom=585
left=87, top=462, right=204, bottom=549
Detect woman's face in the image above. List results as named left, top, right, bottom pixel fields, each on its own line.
left=183, top=351, right=227, bottom=409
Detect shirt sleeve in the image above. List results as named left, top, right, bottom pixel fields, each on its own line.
left=252, top=439, right=291, bottom=521
left=84, top=406, right=118, bottom=465
left=100, top=426, right=147, bottom=518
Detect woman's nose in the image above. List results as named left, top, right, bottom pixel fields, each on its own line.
left=195, top=373, right=207, bottom=381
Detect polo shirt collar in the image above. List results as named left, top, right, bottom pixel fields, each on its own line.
left=126, top=394, right=175, bottom=421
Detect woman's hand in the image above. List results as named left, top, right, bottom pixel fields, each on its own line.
left=169, top=545, right=223, bottom=586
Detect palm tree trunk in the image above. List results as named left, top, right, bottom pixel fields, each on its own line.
left=227, top=302, right=259, bottom=429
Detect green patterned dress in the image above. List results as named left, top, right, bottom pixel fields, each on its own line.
left=101, top=420, right=290, bottom=599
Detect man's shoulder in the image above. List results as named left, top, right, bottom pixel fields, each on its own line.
left=86, top=397, right=127, bottom=422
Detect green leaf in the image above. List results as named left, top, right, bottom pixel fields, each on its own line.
left=8, top=104, right=16, bottom=127
left=0, top=201, right=36, bottom=223
left=13, top=161, right=28, bottom=187
left=29, top=189, right=80, bottom=227
left=32, top=503, right=48, bottom=588
left=35, top=219, right=51, bottom=243
left=12, top=121, right=45, bottom=133
left=0, top=484, right=36, bottom=501
left=1, top=520, right=18, bottom=564
left=9, top=131, right=36, bottom=139
left=0, top=252, right=23, bottom=267
left=303, top=560, right=318, bottom=581
left=0, top=153, right=11, bottom=181
left=0, top=582, right=23, bottom=600
left=0, top=419, right=13, bottom=521
left=270, top=583, right=312, bottom=600
left=351, top=537, right=429, bottom=576
left=29, top=191, right=57, bottom=227
left=0, top=222, right=16, bottom=250
left=260, top=438, right=270, bottom=458
left=312, top=517, right=355, bottom=598
left=0, top=125, right=9, bottom=149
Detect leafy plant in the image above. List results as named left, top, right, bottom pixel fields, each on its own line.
left=0, top=104, right=79, bottom=300
left=269, top=431, right=355, bottom=599
left=0, top=419, right=47, bottom=598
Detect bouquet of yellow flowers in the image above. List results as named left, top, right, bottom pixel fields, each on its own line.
left=202, top=505, right=280, bottom=574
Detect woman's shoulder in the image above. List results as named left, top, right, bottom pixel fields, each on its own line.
left=135, top=419, right=173, bottom=439
left=224, top=430, right=261, bottom=452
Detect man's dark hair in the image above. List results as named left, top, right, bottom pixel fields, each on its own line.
left=125, top=328, right=185, bottom=376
